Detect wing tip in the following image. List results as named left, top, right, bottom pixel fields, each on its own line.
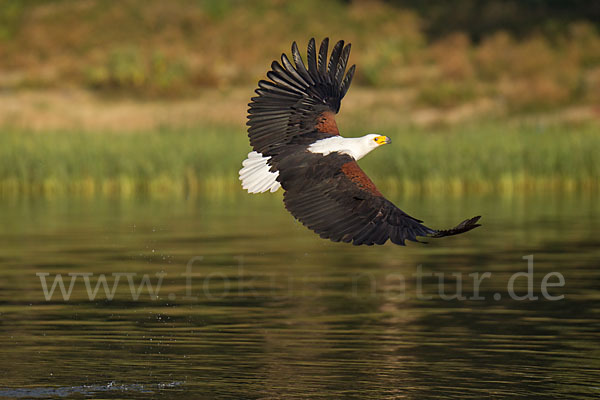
left=431, top=216, right=482, bottom=238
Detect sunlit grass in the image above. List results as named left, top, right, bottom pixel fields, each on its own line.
left=1, top=1, right=599, bottom=109
left=359, top=121, right=600, bottom=196
left=1, top=121, right=598, bottom=197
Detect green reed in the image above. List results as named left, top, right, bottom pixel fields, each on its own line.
left=0, top=121, right=598, bottom=197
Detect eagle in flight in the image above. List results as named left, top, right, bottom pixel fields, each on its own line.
left=239, top=38, right=481, bottom=246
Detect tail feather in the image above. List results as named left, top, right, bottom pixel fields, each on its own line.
left=430, top=216, right=481, bottom=238
left=239, top=151, right=281, bottom=194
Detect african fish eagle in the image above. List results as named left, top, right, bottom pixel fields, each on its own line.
left=239, top=38, right=481, bottom=246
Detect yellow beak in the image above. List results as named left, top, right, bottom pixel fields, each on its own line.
left=375, top=136, right=391, bottom=145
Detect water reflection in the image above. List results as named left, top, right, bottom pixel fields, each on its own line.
left=0, top=194, right=598, bottom=398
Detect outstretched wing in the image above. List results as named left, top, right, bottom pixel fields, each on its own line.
left=247, top=38, right=355, bottom=155
left=281, top=155, right=481, bottom=246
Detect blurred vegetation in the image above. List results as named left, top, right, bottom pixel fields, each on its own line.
left=390, top=0, right=600, bottom=41
left=0, top=0, right=599, bottom=109
left=1, top=121, right=598, bottom=198
left=0, top=0, right=598, bottom=197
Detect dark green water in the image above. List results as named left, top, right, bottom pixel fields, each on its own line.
left=0, top=193, right=599, bottom=399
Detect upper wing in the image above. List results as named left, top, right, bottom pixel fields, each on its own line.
left=282, top=157, right=481, bottom=246
left=247, top=38, right=355, bottom=155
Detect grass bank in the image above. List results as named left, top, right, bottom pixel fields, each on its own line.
left=1, top=121, right=598, bottom=198
left=1, top=0, right=599, bottom=111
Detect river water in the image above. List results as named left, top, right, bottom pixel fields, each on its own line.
left=0, top=193, right=598, bottom=398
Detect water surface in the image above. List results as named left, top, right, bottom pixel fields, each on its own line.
left=0, top=193, right=599, bottom=398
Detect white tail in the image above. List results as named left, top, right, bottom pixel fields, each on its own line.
left=239, top=151, right=281, bottom=193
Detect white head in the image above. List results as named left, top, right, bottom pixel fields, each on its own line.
left=307, top=133, right=392, bottom=160
left=347, top=134, right=392, bottom=160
